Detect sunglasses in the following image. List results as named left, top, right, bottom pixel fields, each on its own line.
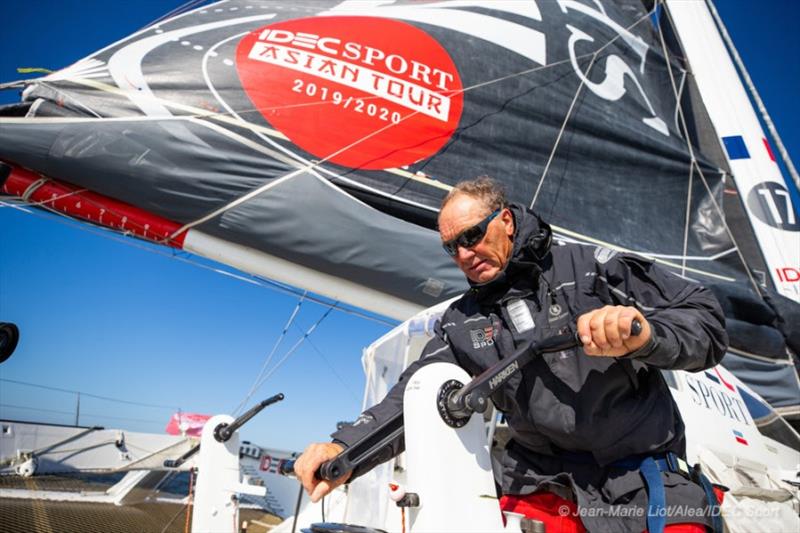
left=442, top=209, right=501, bottom=256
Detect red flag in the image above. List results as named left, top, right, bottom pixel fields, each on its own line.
left=165, top=412, right=212, bottom=437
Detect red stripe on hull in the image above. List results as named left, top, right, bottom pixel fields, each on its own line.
left=2, top=165, right=186, bottom=248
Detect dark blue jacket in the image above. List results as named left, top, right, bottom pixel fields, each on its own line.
left=333, top=204, right=728, bottom=531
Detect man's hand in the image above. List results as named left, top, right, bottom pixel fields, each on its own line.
left=294, top=442, right=351, bottom=503
left=577, top=305, right=651, bottom=357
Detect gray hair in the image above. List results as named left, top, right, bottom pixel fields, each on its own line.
left=441, top=176, right=508, bottom=213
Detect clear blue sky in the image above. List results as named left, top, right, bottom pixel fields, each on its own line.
left=0, top=1, right=797, bottom=453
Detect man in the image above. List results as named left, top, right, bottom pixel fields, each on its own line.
left=296, top=177, right=728, bottom=532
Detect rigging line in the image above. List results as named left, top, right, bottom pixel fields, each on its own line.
left=673, top=71, right=687, bottom=135
left=27, top=58, right=590, bottom=205
left=399, top=61, right=602, bottom=198
left=1, top=201, right=397, bottom=327
left=233, top=292, right=308, bottom=416
left=0, top=378, right=179, bottom=410
left=705, top=0, right=799, bottom=189
left=201, top=30, right=313, bottom=178
left=681, top=158, right=694, bottom=278
left=530, top=54, right=595, bottom=209
left=552, top=225, right=736, bottom=282
left=0, top=403, right=76, bottom=417
left=163, top=166, right=312, bottom=242
left=143, top=0, right=210, bottom=30
left=203, top=50, right=596, bottom=120
left=200, top=31, right=446, bottom=195
left=530, top=5, right=659, bottom=209
left=159, top=497, right=192, bottom=533
left=656, top=2, right=763, bottom=296
left=7, top=170, right=185, bottom=247
left=2, top=193, right=734, bottom=290
left=0, top=199, right=34, bottom=210
left=625, top=247, right=738, bottom=262
left=67, top=411, right=166, bottom=426
left=202, top=54, right=582, bottom=119
left=20, top=183, right=89, bottom=208
left=178, top=56, right=591, bottom=231
left=166, top=97, right=431, bottom=243
left=296, top=326, right=362, bottom=404
left=654, top=0, right=696, bottom=281
left=1, top=408, right=163, bottom=432
left=251, top=304, right=337, bottom=393
left=35, top=55, right=594, bottom=199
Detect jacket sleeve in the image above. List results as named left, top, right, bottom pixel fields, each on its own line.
left=329, top=318, right=458, bottom=480
left=598, top=252, right=728, bottom=371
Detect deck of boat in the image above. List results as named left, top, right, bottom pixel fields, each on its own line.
left=0, top=474, right=281, bottom=533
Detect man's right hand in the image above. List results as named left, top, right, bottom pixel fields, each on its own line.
left=294, top=442, right=351, bottom=503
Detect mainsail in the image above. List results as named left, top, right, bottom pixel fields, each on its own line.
left=1, top=1, right=798, bottom=418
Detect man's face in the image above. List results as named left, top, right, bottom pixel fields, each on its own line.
left=438, top=194, right=514, bottom=283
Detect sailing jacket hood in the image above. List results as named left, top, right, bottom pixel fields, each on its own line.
left=333, top=203, right=728, bottom=531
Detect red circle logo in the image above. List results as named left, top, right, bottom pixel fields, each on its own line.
left=236, top=16, right=464, bottom=170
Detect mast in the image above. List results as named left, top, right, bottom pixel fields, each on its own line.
left=704, top=0, right=800, bottom=191
left=665, top=0, right=800, bottom=303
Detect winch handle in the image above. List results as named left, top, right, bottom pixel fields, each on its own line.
left=445, top=319, right=642, bottom=420
left=280, top=320, right=642, bottom=479
left=279, top=410, right=404, bottom=482
left=277, top=456, right=353, bottom=482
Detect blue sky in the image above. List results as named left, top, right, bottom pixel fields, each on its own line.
left=0, top=1, right=797, bottom=453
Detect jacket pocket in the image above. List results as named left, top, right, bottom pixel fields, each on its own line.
left=540, top=347, right=616, bottom=393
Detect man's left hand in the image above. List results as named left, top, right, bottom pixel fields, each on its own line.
left=577, top=305, right=651, bottom=357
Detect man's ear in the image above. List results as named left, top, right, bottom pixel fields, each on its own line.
left=502, top=208, right=514, bottom=236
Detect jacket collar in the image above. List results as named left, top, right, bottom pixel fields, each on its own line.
left=467, top=203, right=553, bottom=302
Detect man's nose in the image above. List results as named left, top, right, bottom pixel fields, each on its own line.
left=456, top=245, right=475, bottom=262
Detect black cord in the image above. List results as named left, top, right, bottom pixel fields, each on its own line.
left=291, top=483, right=303, bottom=533
left=321, top=495, right=326, bottom=522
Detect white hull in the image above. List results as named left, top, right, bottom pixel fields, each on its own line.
left=279, top=300, right=800, bottom=533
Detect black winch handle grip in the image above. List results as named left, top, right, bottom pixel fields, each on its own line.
left=163, top=393, right=284, bottom=468
left=574, top=317, right=642, bottom=343
left=163, top=443, right=200, bottom=468
left=215, top=393, right=284, bottom=442
left=278, top=458, right=334, bottom=481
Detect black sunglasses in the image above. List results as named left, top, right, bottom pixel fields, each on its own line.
left=442, top=209, right=501, bottom=256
